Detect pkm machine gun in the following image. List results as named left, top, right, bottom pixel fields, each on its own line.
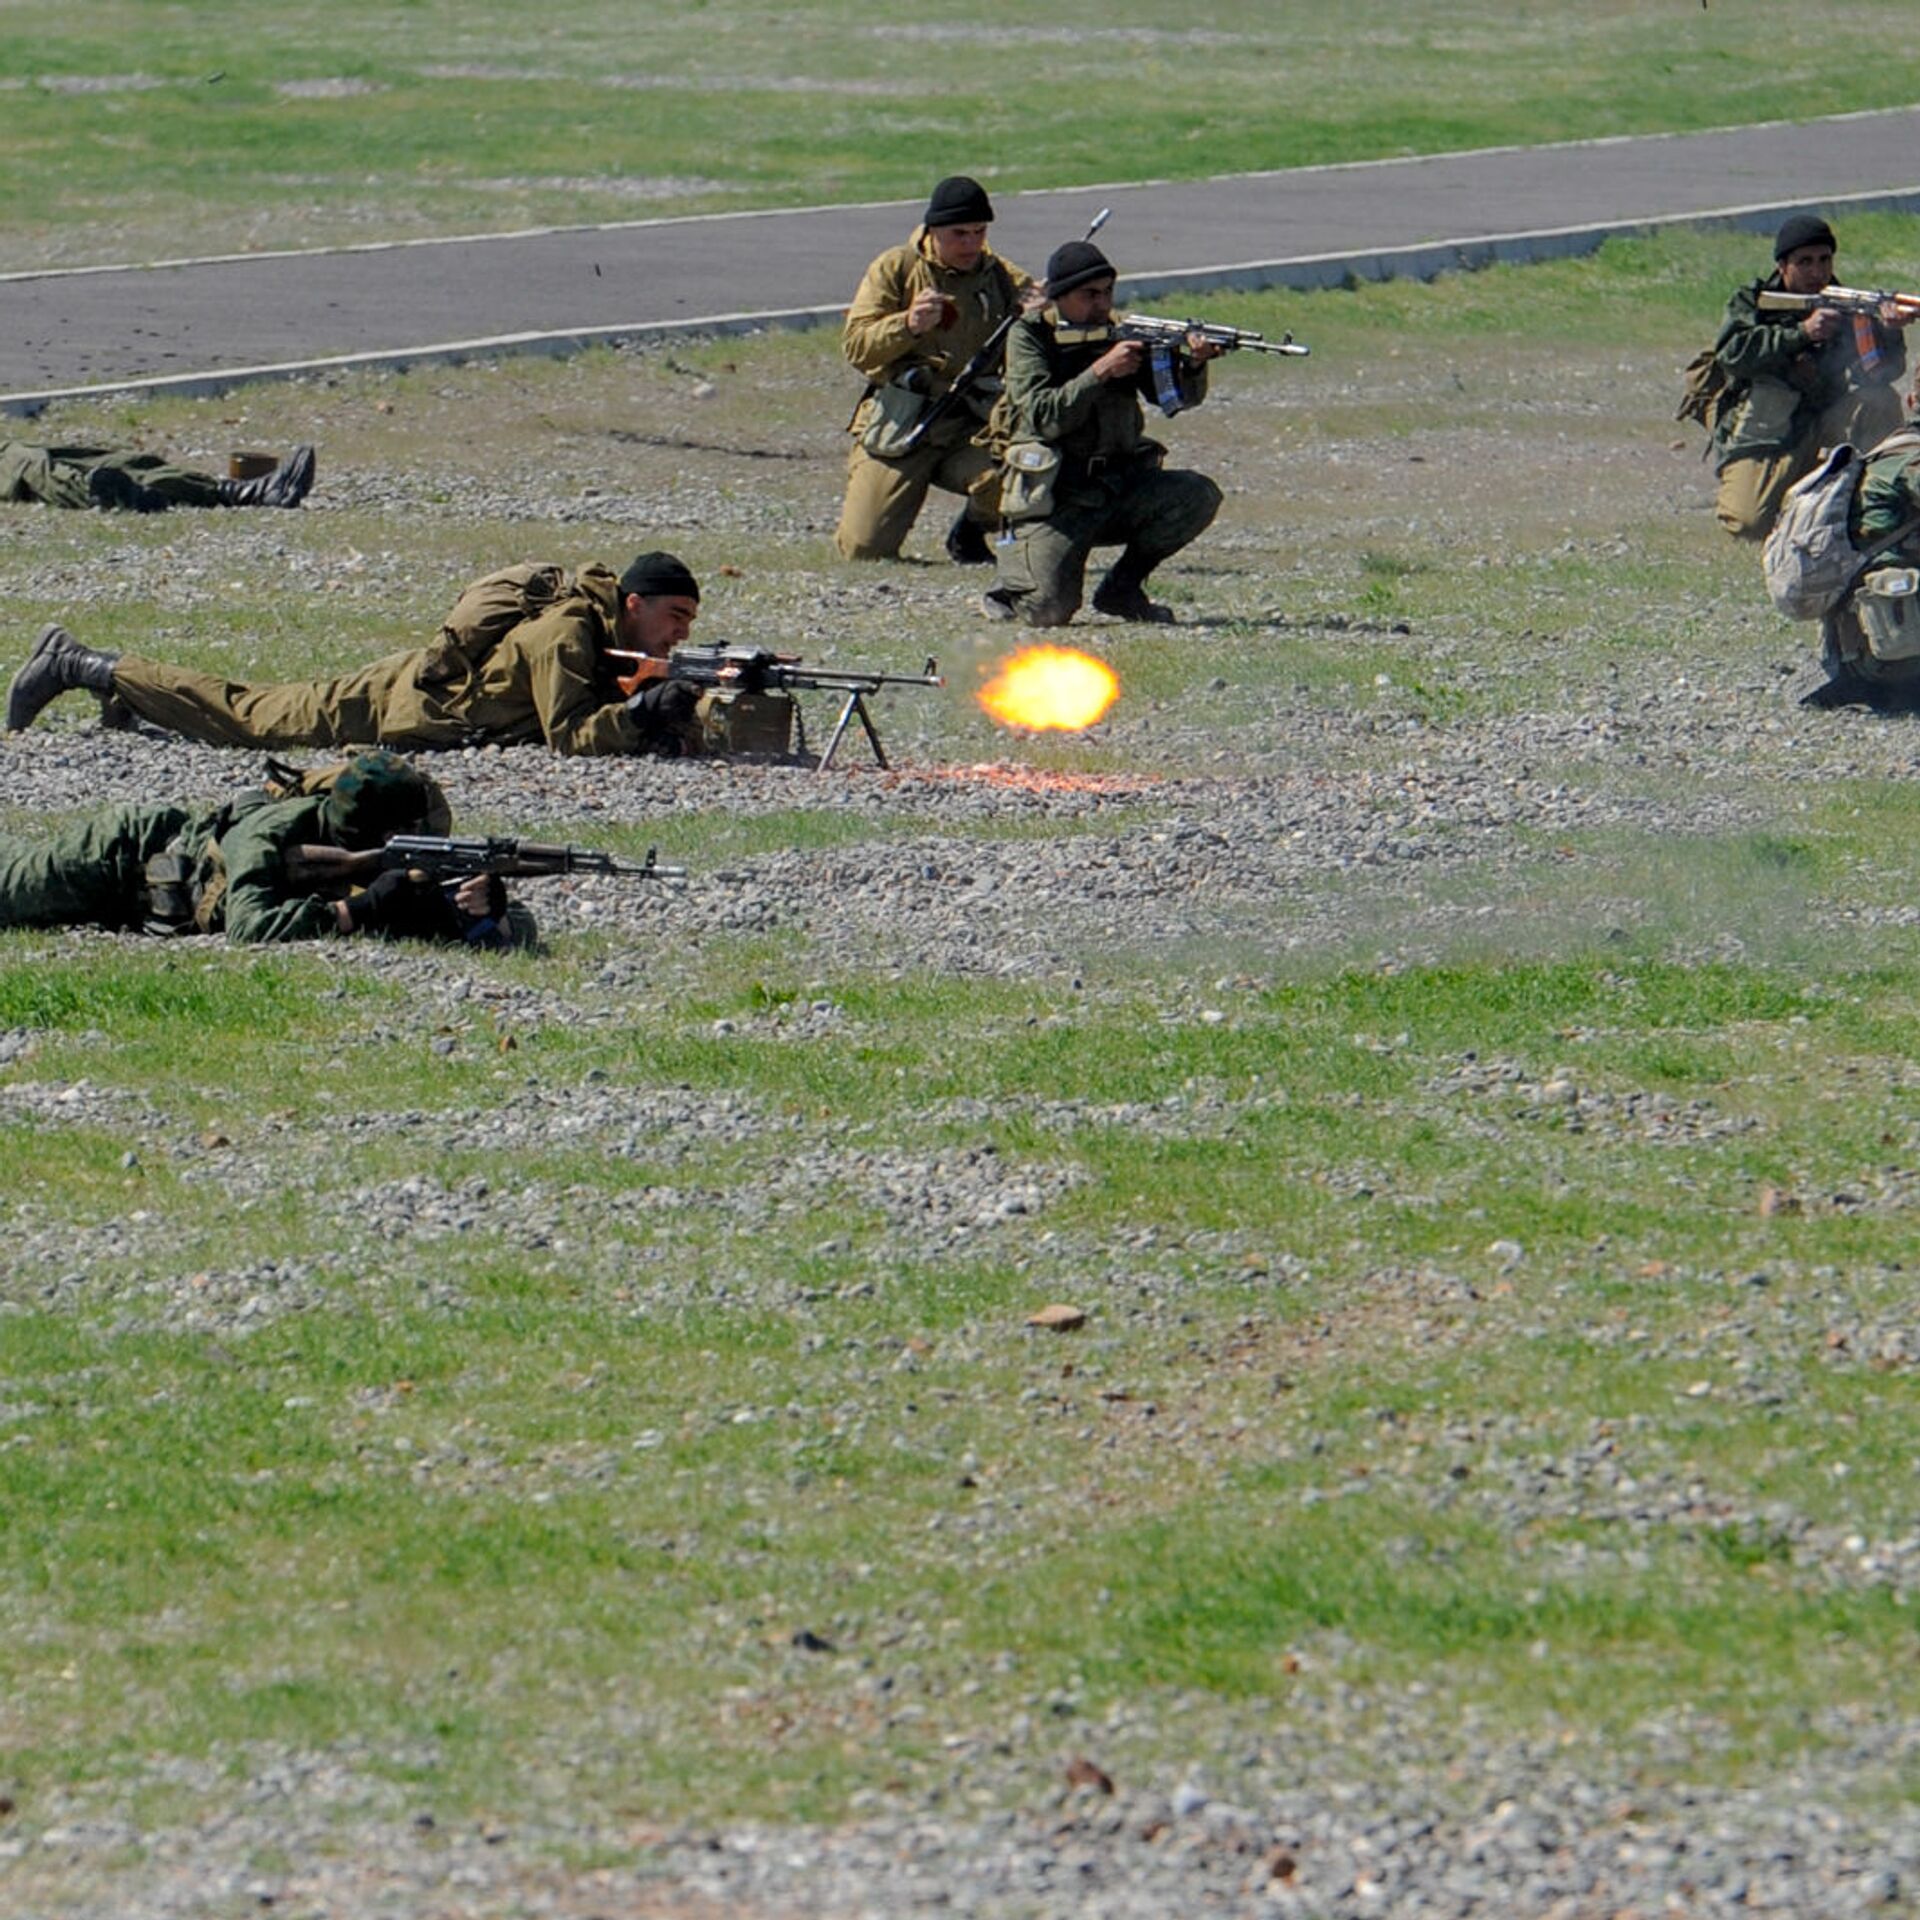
left=612, top=645, right=944, bottom=771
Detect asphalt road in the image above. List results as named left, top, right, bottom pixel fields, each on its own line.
left=4, top=105, right=1919, bottom=412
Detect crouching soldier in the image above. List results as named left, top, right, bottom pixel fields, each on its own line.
left=6, top=551, right=705, bottom=757
left=978, top=240, right=1223, bottom=628
left=0, top=440, right=316, bottom=512
left=0, top=749, right=534, bottom=947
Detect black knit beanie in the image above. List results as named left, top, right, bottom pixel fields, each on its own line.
left=924, top=176, right=994, bottom=228
left=1774, top=213, right=1838, bottom=260
left=618, top=551, right=700, bottom=602
left=1044, top=241, right=1116, bottom=298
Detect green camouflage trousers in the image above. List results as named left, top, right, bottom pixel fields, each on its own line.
left=987, top=464, right=1223, bottom=625
left=0, top=442, right=225, bottom=510
left=0, top=805, right=189, bottom=930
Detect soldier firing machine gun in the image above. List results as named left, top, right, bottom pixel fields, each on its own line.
left=610, top=644, right=945, bottom=771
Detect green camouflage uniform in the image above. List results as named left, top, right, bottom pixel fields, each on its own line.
left=835, top=232, right=1032, bottom=559
left=1819, top=425, right=1920, bottom=691
left=0, top=787, right=536, bottom=945
left=4, top=792, right=364, bottom=940
left=983, top=311, right=1223, bottom=626
left=1711, top=276, right=1906, bottom=539
left=109, top=568, right=667, bottom=756
left=0, top=441, right=225, bottom=509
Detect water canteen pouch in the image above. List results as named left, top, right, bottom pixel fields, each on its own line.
left=1763, top=444, right=1865, bottom=619
left=858, top=377, right=930, bottom=460
left=415, top=562, right=581, bottom=689
left=998, top=441, right=1061, bottom=522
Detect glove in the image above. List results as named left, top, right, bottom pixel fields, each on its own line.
left=624, top=678, right=699, bottom=752
left=347, top=868, right=462, bottom=942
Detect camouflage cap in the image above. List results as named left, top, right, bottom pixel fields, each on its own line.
left=319, top=750, right=442, bottom=847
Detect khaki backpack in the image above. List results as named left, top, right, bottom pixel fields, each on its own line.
left=414, top=562, right=610, bottom=689
left=1675, top=345, right=1738, bottom=436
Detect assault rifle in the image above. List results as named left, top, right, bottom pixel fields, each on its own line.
left=288, top=835, right=682, bottom=887
left=611, top=644, right=945, bottom=771
left=1109, top=314, right=1310, bottom=357
left=896, top=207, right=1113, bottom=456
left=1757, top=285, right=1920, bottom=322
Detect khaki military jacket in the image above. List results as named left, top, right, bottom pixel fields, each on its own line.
left=1712, top=274, right=1907, bottom=470
left=369, top=568, right=648, bottom=756
left=842, top=230, right=1032, bottom=440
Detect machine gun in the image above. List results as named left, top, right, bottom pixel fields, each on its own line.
left=1757, top=285, right=1920, bottom=322
left=287, top=835, right=682, bottom=887
left=611, top=645, right=945, bottom=770
left=895, top=208, right=1113, bottom=456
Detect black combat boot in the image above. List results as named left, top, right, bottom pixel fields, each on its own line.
left=86, top=467, right=167, bottom=513
left=944, top=509, right=994, bottom=566
left=1091, top=552, right=1176, bottom=624
left=6, top=624, right=123, bottom=732
left=219, top=444, right=317, bottom=508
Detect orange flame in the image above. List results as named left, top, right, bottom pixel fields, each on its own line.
left=976, top=646, right=1120, bottom=732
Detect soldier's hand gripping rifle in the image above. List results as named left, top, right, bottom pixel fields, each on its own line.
left=895, top=208, right=1113, bottom=456
left=610, top=644, right=945, bottom=771
left=1757, top=285, right=1920, bottom=323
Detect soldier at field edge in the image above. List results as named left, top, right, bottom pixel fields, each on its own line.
left=0, top=440, right=316, bottom=512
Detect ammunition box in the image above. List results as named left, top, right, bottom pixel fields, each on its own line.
left=695, top=688, right=796, bottom=759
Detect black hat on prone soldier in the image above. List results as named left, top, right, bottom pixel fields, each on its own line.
left=618, top=551, right=700, bottom=602
left=1774, top=213, right=1838, bottom=260
left=924, top=176, right=994, bottom=228
left=1044, top=241, right=1115, bottom=299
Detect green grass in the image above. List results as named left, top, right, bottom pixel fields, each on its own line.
left=13, top=215, right=1920, bottom=1879
left=3, top=2, right=1920, bottom=264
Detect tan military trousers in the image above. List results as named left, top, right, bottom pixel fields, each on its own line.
left=1716, top=384, right=1906, bottom=540
left=111, top=651, right=446, bottom=749
left=834, top=423, right=1003, bottom=561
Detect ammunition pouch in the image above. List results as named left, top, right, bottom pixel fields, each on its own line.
left=1857, top=565, right=1920, bottom=661
left=858, top=378, right=931, bottom=460
left=694, top=688, right=797, bottom=760
left=998, top=441, right=1062, bottom=522
left=140, top=843, right=198, bottom=937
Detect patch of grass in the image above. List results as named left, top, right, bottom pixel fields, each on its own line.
left=4, top=5, right=1920, bottom=265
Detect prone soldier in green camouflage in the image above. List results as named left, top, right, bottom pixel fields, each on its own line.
left=5, top=553, right=706, bottom=757
left=836, top=176, right=1034, bottom=565
left=0, top=750, right=535, bottom=946
left=979, top=240, right=1224, bottom=628
left=1712, top=215, right=1909, bottom=541
left=0, top=440, right=316, bottom=512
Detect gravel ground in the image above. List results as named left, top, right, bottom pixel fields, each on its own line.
left=6, top=354, right=1920, bottom=1915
